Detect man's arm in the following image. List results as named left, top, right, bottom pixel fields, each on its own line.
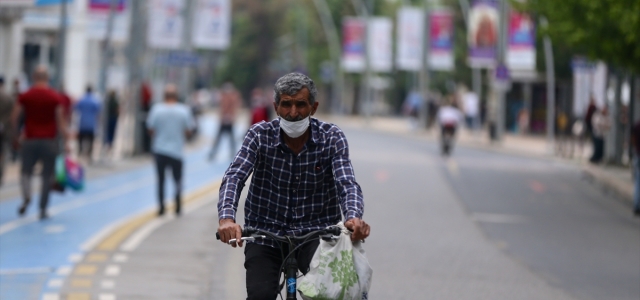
left=217, top=127, right=260, bottom=247
left=10, top=101, right=23, bottom=146
left=331, top=130, right=369, bottom=241
left=56, top=105, right=70, bottom=153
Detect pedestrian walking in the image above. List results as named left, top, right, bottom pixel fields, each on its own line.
left=216, top=73, right=370, bottom=298
left=631, top=119, right=640, bottom=216
left=462, top=90, right=480, bottom=130
left=11, top=66, right=69, bottom=219
left=74, top=85, right=101, bottom=164
left=146, top=84, right=196, bottom=216
left=208, top=82, right=241, bottom=161
left=103, top=89, right=120, bottom=155
left=0, top=76, right=14, bottom=187
left=589, top=106, right=611, bottom=163
left=249, top=87, right=269, bottom=125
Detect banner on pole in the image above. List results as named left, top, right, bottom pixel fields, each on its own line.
left=88, top=0, right=125, bottom=12
left=342, top=17, right=366, bottom=73
left=506, top=11, right=535, bottom=71
left=147, top=0, right=185, bottom=50
left=396, top=7, right=424, bottom=71
left=86, top=0, right=129, bottom=41
left=368, top=17, right=392, bottom=72
left=467, top=0, right=498, bottom=68
left=429, top=9, right=454, bottom=71
left=192, top=0, right=231, bottom=50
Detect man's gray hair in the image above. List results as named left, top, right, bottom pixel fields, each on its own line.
left=273, top=73, right=317, bottom=105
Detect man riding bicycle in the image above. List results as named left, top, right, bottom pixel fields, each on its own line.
left=217, top=73, right=371, bottom=299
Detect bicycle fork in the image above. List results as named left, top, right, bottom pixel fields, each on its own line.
left=285, top=257, right=298, bottom=299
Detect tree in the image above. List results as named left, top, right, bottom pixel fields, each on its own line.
left=521, top=0, right=640, bottom=73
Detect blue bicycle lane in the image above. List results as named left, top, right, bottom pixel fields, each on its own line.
left=0, top=116, right=244, bottom=300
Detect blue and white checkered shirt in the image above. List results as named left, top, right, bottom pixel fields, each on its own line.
left=218, top=118, right=364, bottom=248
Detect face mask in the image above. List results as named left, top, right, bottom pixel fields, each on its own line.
left=279, top=116, right=310, bottom=138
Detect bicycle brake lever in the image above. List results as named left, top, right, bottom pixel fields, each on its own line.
left=228, top=235, right=266, bottom=244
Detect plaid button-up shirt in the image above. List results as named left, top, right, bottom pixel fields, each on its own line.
left=218, top=118, right=364, bottom=248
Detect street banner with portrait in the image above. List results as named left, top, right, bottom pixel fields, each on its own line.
left=367, top=17, right=393, bottom=72
left=342, top=17, right=366, bottom=73
left=467, top=0, right=499, bottom=68
left=86, top=0, right=129, bottom=41
left=506, top=11, right=535, bottom=71
left=147, top=0, right=185, bottom=50
left=429, top=9, right=454, bottom=71
left=192, top=0, right=231, bottom=50
left=88, top=0, right=125, bottom=12
left=396, top=7, right=424, bottom=71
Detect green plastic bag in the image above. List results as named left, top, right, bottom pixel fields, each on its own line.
left=52, top=155, right=66, bottom=192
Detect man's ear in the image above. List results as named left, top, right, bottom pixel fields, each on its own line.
left=273, top=101, right=278, bottom=114
left=311, top=102, right=319, bottom=115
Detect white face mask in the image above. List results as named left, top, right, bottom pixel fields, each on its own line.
left=279, top=116, right=310, bottom=138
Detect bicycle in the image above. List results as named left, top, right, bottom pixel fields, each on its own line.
left=216, top=226, right=342, bottom=300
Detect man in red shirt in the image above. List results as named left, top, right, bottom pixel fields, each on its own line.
left=11, top=66, right=69, bottom=219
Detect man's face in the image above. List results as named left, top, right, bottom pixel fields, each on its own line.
left=274, top=88, right=318, bottom=121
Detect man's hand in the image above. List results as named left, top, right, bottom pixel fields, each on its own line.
left=344, top=218, right=370, bottom=241
left=218, top=218, right=243, bottom=248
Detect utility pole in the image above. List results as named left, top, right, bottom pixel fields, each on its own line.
left=53, top=0, right=69, bottom=90
left=419, top=0, right=431, bottom=129
left=350, top=0, right=372, bottom=121
left=98, top=0, right=118, bottom=96
left=312, top=0, right=344, bottom=114
left=492, top=0, right=508, bottom=141
left=180, top=0, right=194, bottom=101
left=458, top=0, right=482, bottom=124
left=127, top=0, right=146, bottom=154
left=541, top=17, right=555, bottom=153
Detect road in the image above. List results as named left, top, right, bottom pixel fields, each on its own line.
left=1, top=119, right=638, bottom=300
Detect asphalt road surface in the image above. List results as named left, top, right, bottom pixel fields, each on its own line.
left=18, top=122, right=637, bottom=300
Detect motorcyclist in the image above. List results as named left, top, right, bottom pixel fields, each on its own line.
left=437, top=98, right=463, bottom=155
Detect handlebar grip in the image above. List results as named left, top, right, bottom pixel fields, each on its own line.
left=216, top=227, right=255, bottom=240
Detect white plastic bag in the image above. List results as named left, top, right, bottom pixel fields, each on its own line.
left=298, top=223, right=372, bottom=300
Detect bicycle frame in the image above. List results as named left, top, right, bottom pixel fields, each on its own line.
left=217, top=226, right=341, bottom=299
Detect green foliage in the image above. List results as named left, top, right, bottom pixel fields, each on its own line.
left=522, top=0, right=640, bottom=73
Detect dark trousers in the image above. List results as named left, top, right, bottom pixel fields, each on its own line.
left=590, top=136, right=605, bottom=163
left=20, top=139, right=58, bottom=211
left=244, top=240, right=319, bottom=300
left=209, top=123, right=236, bottom=160
left=78, top=130, right=95, bottom=158
left=154, top=153, right=183, bottom=211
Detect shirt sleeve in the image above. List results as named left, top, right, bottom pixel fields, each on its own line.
left=217, top=127, right=260, bottom=221
left=331, top=130, right=364, bottom=221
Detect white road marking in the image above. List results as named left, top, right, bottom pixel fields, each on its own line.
left=0, top=177, right=153, bottom=236
left=105, top=265, right=120, bottom=276
left=47, top=278, right=64, bottom=288
left=101, top=279, right=116, bottom=289
left=41, top=294, right=60, bottom=300
left=68, top=253, right=84, bottom=263
left=446, top=158, right=459, bottom=178
left=44, top=225, right=66, bottom=234
left=99, top=294, right=116, bottom=300
left=471, top=213, right=528, bottom=224
left=113, top=253, right=128, bottom=263
left=56, top=266, right=72, bottom=276
left=120, top=197, right=213, bottom=252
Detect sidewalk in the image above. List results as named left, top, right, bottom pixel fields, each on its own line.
left=323, top=114, right=634, bottom=204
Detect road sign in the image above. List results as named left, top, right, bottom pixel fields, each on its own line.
left=155, top=51, right=200, bottom=66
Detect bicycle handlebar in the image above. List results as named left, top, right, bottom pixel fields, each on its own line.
left=216, top=226, right=343, bottom=244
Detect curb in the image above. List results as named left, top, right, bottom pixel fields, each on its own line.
left=581, top=165, right=633, bottom=203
